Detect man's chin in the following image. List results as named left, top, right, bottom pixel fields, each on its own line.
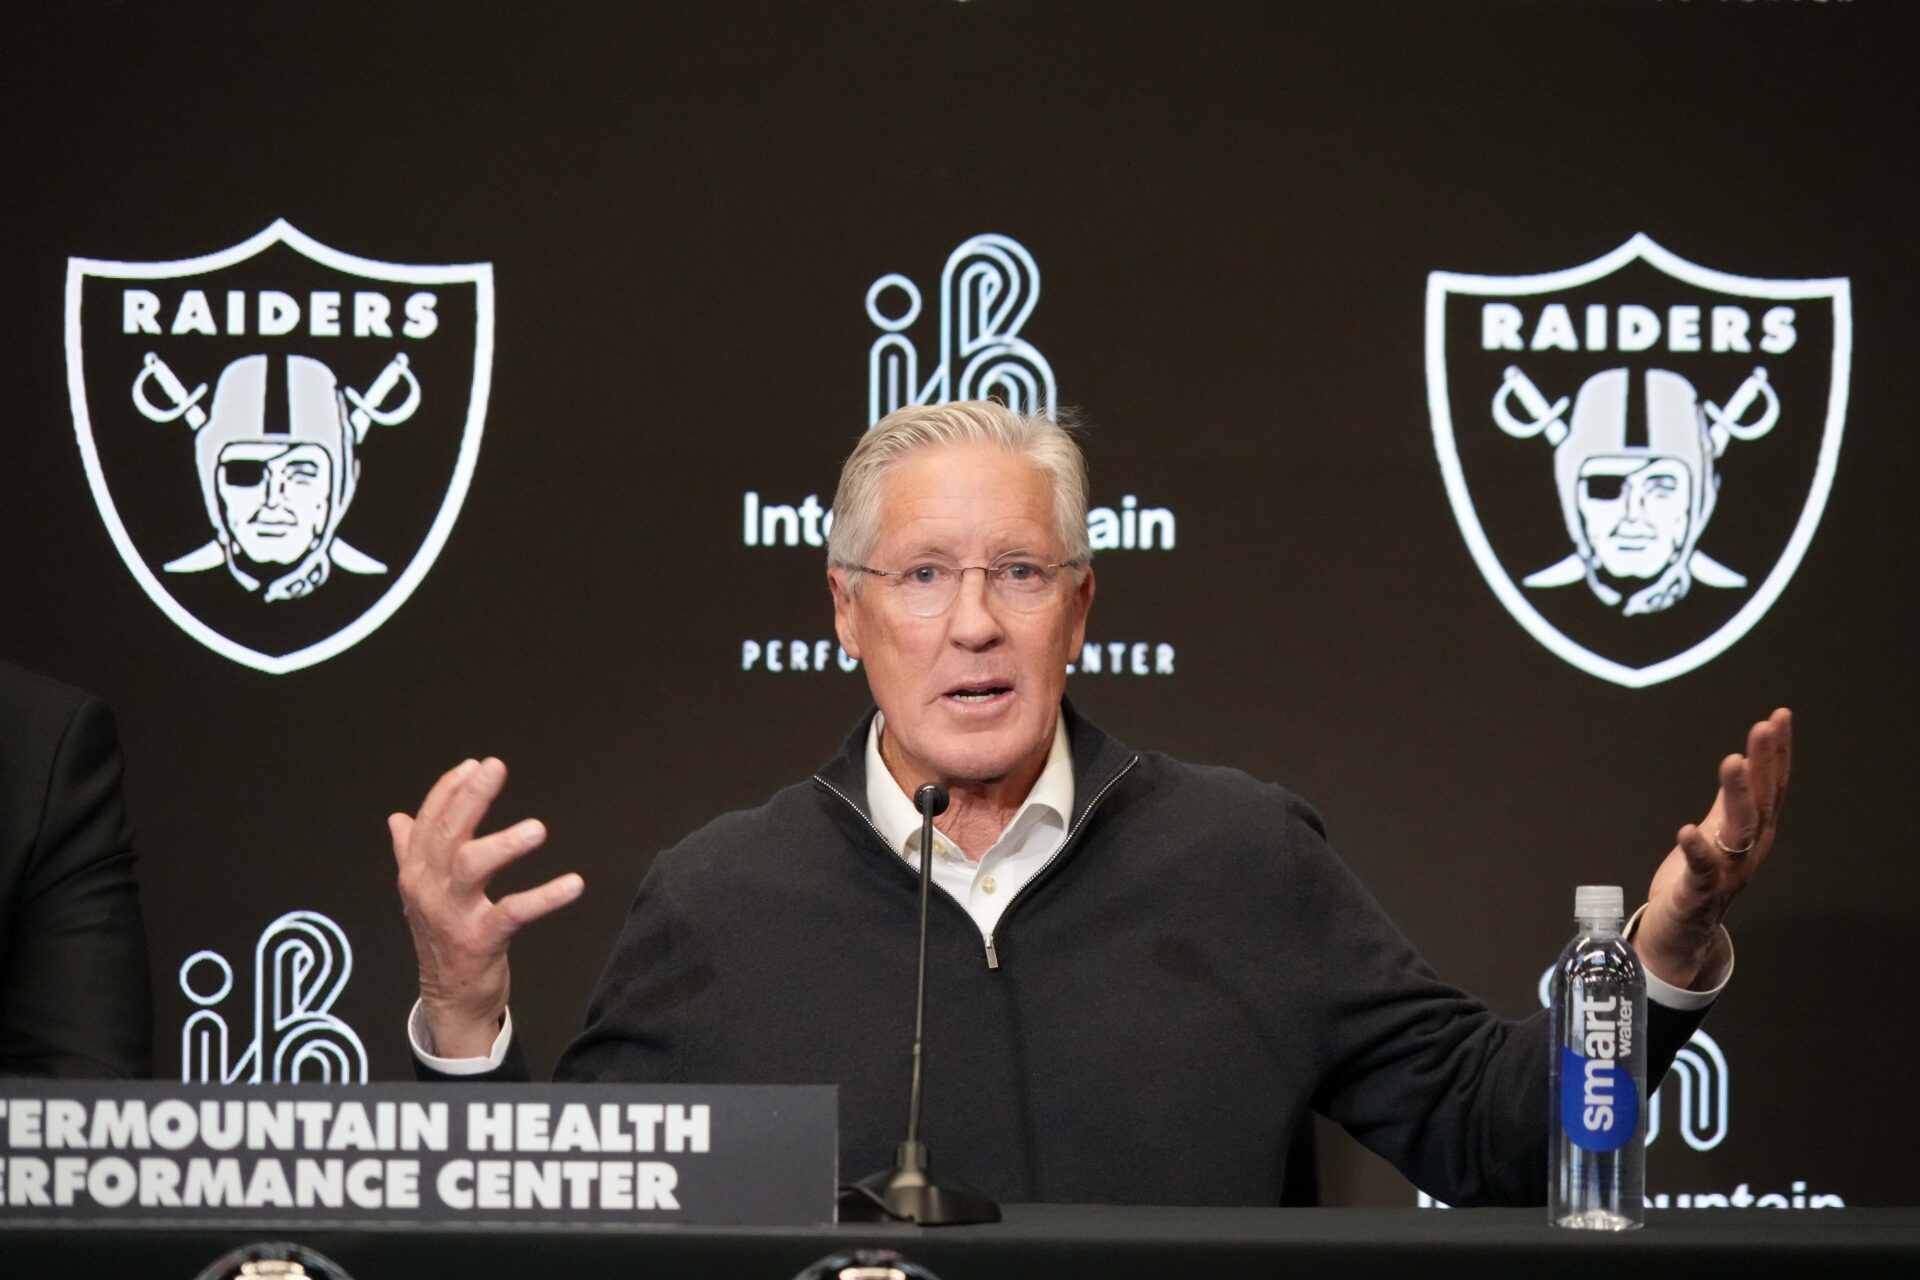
left=924, top=736, right=1047, bottom=788
left=885, top=697, right=1056, bottom=786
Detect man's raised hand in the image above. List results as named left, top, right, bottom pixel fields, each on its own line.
left=1637, top=708, right=1792, bottom=990
left=390, top=757, right=583, bottom=1059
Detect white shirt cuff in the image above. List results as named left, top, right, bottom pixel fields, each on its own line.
left=408, top=999, right=513, bottom=1074
left=1625, top=903, right=1734, bottom=1012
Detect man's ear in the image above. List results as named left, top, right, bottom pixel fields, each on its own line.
left=828, top=566, right=863, bottom=659
left=1068, top=564, right=1095, bottom=656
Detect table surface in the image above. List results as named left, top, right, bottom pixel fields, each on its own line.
left=7, top=1205, right=1919, bottom=1279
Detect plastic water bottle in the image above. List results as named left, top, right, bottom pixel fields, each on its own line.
left=1549, top=885, right=1647, bottom=1230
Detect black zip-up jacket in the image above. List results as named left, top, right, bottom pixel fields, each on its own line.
left=425, top=702, right=1709, bottom=1206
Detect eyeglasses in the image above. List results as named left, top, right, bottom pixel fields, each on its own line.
left=852, top=559, right=1080, bottom=617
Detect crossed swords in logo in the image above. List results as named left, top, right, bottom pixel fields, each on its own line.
left=132, top=350, right=422, bottom=439
left=1493, top=364, right=1780, bottom=452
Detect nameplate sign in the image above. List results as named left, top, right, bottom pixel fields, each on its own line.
left=0, top=1082, right=836, bottom=1226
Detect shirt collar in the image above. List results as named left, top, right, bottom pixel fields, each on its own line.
left=865, top=711, right=1074, bottom=863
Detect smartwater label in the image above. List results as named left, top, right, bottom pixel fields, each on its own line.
left=1560, top=1045, right=1640, bottom=1153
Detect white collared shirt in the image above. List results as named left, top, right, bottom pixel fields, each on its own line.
left=865, top=711, right=1074, bottom=941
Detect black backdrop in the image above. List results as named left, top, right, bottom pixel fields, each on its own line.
left=3, top=0, right=1914, bottom=1207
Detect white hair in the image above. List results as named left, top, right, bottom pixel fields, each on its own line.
left=826, top=401, right=1092, bottom=579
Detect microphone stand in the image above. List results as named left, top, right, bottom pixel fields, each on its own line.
left=840, top=783, right=1001, bottom=1225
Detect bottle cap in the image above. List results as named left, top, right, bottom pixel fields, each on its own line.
left=1574, top=885, right=1625, bottom=921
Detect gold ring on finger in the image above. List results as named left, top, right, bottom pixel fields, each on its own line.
left=1712, top=824, right=1755, bottom=861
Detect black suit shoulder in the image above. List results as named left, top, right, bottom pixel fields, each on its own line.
left=0, top=660, right=96, bottom=772
left=0, top=660, right=152, bottom=1078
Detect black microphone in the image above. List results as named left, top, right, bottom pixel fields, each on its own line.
left=840, top=781, right=1000, bottom=1225
left=904, top=784, right=947, bottom=1148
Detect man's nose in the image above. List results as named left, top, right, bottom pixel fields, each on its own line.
left=946, top=567, right=1004, bottom=649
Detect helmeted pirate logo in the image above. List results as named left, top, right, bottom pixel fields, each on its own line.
left=1427, top=235, right=1849, bottom=686
left=67, top=221, right=493, bottom=673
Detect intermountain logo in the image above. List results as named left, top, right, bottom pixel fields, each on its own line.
left=179, top=910, right=367, bottom=1085
left=866, top=233, right=1057, bottom=425
left=1426, top=236, right=1849, bottom=686
left=66, top=221, right=493, bottom=673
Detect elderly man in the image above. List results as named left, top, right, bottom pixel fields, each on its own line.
left=393, top=401, right=1789, bottom=1206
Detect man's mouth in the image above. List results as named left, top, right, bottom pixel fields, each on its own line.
left=944, top=682, right=1012, bottom=705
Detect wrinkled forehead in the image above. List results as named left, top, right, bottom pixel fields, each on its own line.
left=874, top=446, right=1059, bottom=555
left=1577, top=453, right=1690, bottom=483
left=217, top=441, right=331, bottom=468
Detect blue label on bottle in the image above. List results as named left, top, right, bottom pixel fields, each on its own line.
left=1559, top=1044, right=1639, bottom=1153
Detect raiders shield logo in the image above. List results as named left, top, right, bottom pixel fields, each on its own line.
left=65, top=220, right=493, bottom=673
left=1426, top=235, right=1849, bottom=687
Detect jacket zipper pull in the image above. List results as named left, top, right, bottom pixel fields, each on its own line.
left=984, top=936, right=1000, bottom=970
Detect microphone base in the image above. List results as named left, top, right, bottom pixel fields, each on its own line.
left=840, top=1141, right=1002, bottom=1226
